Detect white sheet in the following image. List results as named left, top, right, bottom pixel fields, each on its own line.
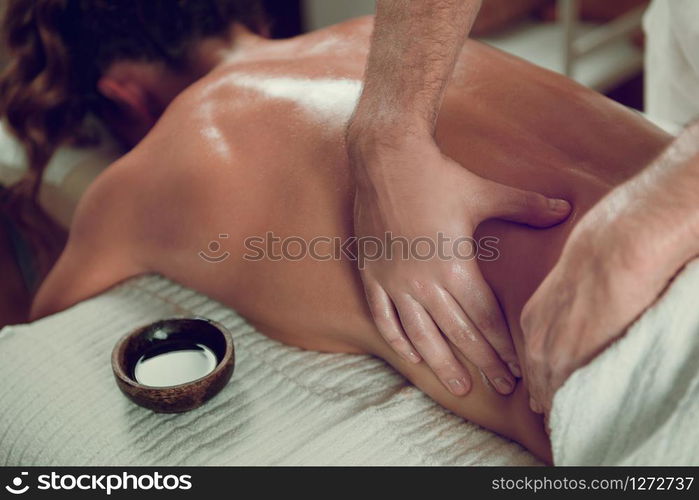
left=551, top=259, right=699, bottom=465
left=0, top=275, right=538, bottom=466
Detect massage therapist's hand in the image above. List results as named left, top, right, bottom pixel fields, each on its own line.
left=520, top=215, right=661, bottom=416
left=522, top=125, right=699, bottom=415
left=350, top=130, right=572, bottom=396
left=348, top=0, right=570, bottom=396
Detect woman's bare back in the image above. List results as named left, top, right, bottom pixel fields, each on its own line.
left=34, top=17, right=671, bottom=462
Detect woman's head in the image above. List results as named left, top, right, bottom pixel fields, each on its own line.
left=0, top=0, right=265, bottom=197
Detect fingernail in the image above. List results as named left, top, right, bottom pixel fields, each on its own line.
left=530, top=396, right=543, bottom=413
left=406, top=351, right=421, bottom=363
left=508, top=362, right=522, bottom=378
left=493, top=376, right=514, bottom=395
left=448, top=378, right=468, bottom=396
left=549, top=198, right=571, bottom=213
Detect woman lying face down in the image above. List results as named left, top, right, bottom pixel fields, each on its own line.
left=1, top=1, right=672, bottom=463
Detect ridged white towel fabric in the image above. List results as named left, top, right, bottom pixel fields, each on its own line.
left=551, top=259, right=699, bottom=465
left=0, top=275, right=538, bottom=466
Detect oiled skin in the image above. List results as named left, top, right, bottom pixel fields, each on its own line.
left=37, top=18, right=671, bottom=462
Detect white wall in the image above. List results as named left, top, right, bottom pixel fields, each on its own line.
left=303, top=0, right=376, bottom=31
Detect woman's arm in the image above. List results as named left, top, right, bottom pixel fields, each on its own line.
left=30, top=166, right=146, bottom=320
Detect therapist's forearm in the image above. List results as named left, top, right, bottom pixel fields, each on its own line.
left=579, top=121, right=699, bottom=275
left=638, top=123, right=699, bottom=266
left=348, top=0, right=482, bottom=151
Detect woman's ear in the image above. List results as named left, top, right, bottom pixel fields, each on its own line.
left=97, top=76, right=157, bottom=125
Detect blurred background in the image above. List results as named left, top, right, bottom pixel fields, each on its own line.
left=0, top=0, right=648, bottom=108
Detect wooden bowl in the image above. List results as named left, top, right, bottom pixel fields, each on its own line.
left=112, top=317, right=235, bottom=413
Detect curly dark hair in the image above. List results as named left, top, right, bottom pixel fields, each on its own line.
left=1, top=0, right=265, bottom=196
left=0, top=0, right=265, bottom=286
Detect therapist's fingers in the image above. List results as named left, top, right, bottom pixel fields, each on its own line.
left=529, top=396, right=544, bottom=414
left=422, top=286, right=516, bottom=395
left=364, top=281, right=421, bottom=364
left=393, top=294, right=472, bottom=396
left=480, top=182, right=572, bottom=228
left=458, top=271, right=519, bottom=372
left=522, top=334, right=553, bottom=414
left=527, top=355, right=559, bottom=416
left=521, top=332, right=546, bottom=413
left=449, top=267, right=520, bottom=368
left=520, top=300, right=557, bottom=414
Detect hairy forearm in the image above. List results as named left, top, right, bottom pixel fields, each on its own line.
left=348, top=0, right=482, bottom=145
left=577, top=121, right=699, bottom=275
left=635, top=123, right=699, bottom=265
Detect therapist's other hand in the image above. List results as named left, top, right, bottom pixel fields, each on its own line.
left=349, top=131, right=572, bottom=396
left=520, top=221, right=659, bottom=415
left=521, top=128, right=699, bottom=414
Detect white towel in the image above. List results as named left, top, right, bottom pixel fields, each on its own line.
left=551, top=259, right=699, bottom=465
left=0, top=276, right=538, bottom=466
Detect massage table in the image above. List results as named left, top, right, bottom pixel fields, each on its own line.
left=0, top=274, right=541, bottom=465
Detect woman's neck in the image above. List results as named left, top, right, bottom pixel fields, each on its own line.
left=187, top=23, right=273, bottom=78
left=101, top=24, right=276, bottom=148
